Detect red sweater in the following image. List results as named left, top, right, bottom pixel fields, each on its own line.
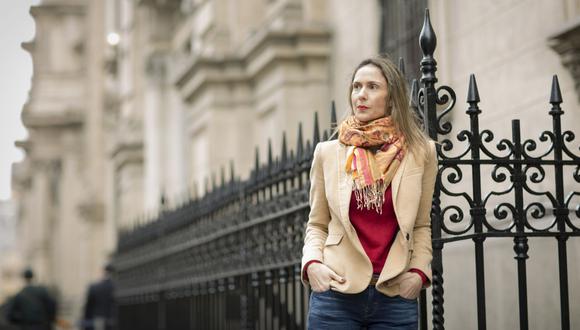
left=305, top=185, right=427, bottom=285
left=349, top=184, right=398, bottom=274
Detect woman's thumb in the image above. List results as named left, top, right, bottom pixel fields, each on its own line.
left=329, top=270, right=345, bottom=283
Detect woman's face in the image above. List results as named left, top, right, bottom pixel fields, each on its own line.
left=350, top=64, right=389, bottom=123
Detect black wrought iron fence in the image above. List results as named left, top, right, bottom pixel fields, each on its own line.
left=114, top=117, right=321, bottom=329
left=113, top=9, right=580, bottom=330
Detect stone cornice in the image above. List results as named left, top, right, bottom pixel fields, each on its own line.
left=111, top=141, right=144, bottom=172
left=175, top=57, right=248, bottom=103
left=14, top=140, right=31, bottom=153
left=21, top=41, right=35, bottom=53
left=137, top=0, right=181, bottom=10
left=242, top=25, right=332, bottom=79
left=549, top=16, right=580, bottom=51
left=30, top=3, right=86, bottom=17
left=21, top=110, right=84, bottom=130
left=173, top=24, right=331, bottom=103
left=549, top=17, right=580, bottom=101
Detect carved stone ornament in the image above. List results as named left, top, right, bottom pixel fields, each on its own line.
left=549, top=17, right=580, bottom=102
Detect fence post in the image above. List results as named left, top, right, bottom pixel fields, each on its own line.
left=418, top=8, right=445, bottom=330
left=549, top=76, right=570, bottom=330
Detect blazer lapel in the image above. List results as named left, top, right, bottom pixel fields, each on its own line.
left=338, top=144, right=354, bottom=224
left=337, top=144, right=369, bottom=258
left=390, top=153, right=408, bottom=208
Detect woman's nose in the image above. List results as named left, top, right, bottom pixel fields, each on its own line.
left=356, top=88, right=367, bottom=100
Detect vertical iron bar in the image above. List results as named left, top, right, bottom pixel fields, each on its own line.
left=158, top=294, right=165, bottom=330
left=209, top=281, right=216, bottom=330
left=289, top=265, right=297, bottom=330
left=260, top=271, right=266, bottom=330
left=467, top=74, right=487, bottom=330
left=192, top=286, right=198, bottom=330
left=218, top=278, right=225, bottom=330
left=419, top=8, right=444, bottom=330
left=511, top=120, right=529, bottom=330
left=265, top=270, right=273, bottom=330
left=419, top=290, right=427, bottom=330
left=251, top=272, right=260, bottom=330
left=295, top=264, right=304, bottom=330
left=279, top=268, right=288, bottom=330
left=549, top=75, right=570, bottom=330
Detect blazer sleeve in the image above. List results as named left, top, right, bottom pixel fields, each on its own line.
left=301, top=143, right=331, bottom=285
left=408, top=141, right=438, bottom=285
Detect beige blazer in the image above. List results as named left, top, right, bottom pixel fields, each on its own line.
left=301, top=139, right=437, bottom=297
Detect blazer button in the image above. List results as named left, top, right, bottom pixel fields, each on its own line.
left=406, top=233, right=410, bottom=240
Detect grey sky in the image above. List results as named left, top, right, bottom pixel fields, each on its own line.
left=0, top=0, right=38, bottom=200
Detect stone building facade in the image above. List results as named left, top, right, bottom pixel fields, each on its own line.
left=12, top=0, right=580, bottom=327
left=12, top=0, right=110, bottom=320
left=0, top=200, right=22, bottom=305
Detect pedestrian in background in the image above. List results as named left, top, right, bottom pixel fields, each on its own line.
left=81, top=264, right=115, bottom=330
left=301, top=54, right=437, bottom=329
left=5, top=268, right=57, bottom=330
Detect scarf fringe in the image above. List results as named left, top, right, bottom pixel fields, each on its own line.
left=353, top=180, right=387, bottom=214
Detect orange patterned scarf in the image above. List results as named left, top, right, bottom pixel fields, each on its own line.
left=338, top=116, right=406, bottom=213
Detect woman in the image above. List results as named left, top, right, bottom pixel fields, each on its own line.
left=301, top=54, right=437, bottom=329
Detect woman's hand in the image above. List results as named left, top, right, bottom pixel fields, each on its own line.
left=307, top=263, right=345, bottom=292
left=398, top=272, right=422, bottom=300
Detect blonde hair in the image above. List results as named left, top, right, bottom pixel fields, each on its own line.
left=341, top=54, right=430, bottom=159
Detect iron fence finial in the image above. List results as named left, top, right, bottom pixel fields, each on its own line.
left=399, top=57, right=406, bottom=75
left=268, top=139, right=273, bottom=170
left=253, top=147, right=260, bottom=181
left=550, top=75, right=563, bottom=105
left=330, top=100, right=337, bottom=131
left=297, top=122, right=304, bottom=159
left=281, top=132, right=288, bottom=163
left=467, top=74, right=481, bottom=107
left=420, top=9, right=436, bottom=58
left=313, top=111, right=320, bottom=147
left=419, top=8, right=438, bottom=87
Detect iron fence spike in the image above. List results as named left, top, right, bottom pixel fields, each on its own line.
left=313, top=111, right=320, bottom=146
left=297, top=122, right=304, bottom=159
left=410, top=79, right=419, bottom=108
left=330, top=100, right=337, bottom=132
left=550, top=75, right=563, bottom=104
left=467, top=74, right=481, bottom=103
left=399, top=57, right=406, bottom=75
left=281, top=131, right=288, bottom=162
left=254, top=146, right=260, bottom=175
left=419, top=8, right=436, bottom=58
left=268, top=139, right=273, bottom=170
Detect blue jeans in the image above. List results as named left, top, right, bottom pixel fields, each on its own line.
left=307, top=286, right=418, bottom=330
